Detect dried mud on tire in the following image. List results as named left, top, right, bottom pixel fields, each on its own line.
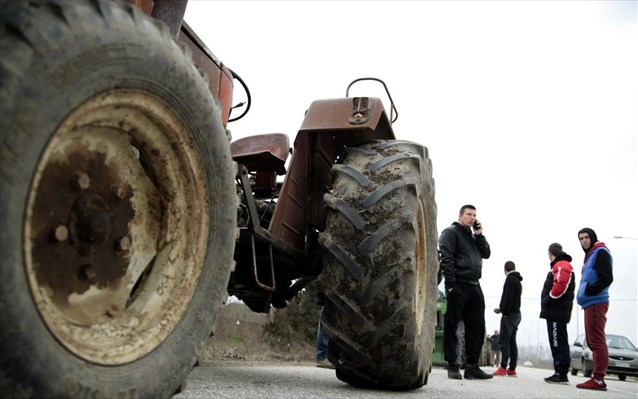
left=318, top=140, right=439, bottom=390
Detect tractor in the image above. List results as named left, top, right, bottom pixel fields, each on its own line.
left=0, top=1, right=439, bottom=397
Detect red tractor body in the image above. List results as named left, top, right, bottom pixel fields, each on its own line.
left=0, top=1, right=439, bottom=396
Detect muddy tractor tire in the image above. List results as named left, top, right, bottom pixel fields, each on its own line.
left=318, top=140, right=439, bottom=390
left=0, top=1, right=236, bottom=397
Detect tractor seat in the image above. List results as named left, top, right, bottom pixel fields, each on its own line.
left=230, top=133, right=290, bottom=175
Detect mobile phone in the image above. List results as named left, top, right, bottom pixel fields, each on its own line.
left=473, top=221, right=481, bottom=230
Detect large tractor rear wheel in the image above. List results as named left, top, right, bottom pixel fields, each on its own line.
left=0, top=1, right=236, bottom=397
left=318, top=140, right=439, bottom=390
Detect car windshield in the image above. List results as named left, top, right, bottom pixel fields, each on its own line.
left=607, top=335, right=638, bottom=351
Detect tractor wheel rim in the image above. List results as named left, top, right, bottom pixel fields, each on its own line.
left=24, top=90, right=209, bottom=365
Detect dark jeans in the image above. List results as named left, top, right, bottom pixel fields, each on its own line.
left=455, top=321, right=465, bottom=365
left=443, top=283, right=486, bottom=365
left=498, top=312, right=521, bottom=370
left=316, top=308, right=329, bottom=361
left=546, top=319, right=570, bottom=375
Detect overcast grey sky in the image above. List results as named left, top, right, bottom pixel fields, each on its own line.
left=185, top=1, right=637, bottom=347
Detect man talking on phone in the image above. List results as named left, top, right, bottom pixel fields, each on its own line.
left=439, top=204, right=493, bottom=380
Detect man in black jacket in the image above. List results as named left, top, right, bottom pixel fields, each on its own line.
left=492, top=261, right=523, bottom=377
left=439, top=204, right=492, bottom=380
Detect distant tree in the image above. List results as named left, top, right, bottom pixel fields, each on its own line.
left=263, top=282, right=322, bottom=352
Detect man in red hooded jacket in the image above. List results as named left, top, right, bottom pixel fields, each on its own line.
left=541, top=242, right=576, bottom=384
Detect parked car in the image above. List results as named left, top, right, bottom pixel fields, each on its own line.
left=570, top=333, right=638, bottom=381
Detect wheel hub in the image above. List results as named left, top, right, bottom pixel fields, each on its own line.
left=23, top=90, right=209, bottom=365
left=31, top=150, right=134, bottom=306
left=74, top=194, right=112, bottom=247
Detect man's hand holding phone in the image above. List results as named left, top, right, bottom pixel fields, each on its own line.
left=473, top=220, right=482, bottom=234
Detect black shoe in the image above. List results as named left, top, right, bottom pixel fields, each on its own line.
left=544, top=373, right=569, bottom=384
left=464, top=364, right=493, bottom=380
left=447, top=364, right=462, bottom=380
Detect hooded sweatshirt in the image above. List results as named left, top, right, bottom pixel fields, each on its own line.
left=576, top=227, right=613, bottom=309
left=540, top=251, right=576, bottom=322
left=499, top=270, right=523, bottom=316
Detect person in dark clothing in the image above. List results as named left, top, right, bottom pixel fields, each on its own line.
left=541, top=243, right=576, bottom=385
left=492, top=261, right=523, bottom=377
left=315, top=293, right=334, bottom=369
left=576, top=228, right=613, bottom=391
left=489, top=330, right=500, bottom=367
left=439, top=204, right=493, bottom=380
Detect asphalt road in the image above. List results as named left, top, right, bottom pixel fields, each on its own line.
left=173, top=361, right=637, bottom=399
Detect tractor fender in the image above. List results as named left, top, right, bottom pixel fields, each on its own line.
left=299, top=97, right=395, bottom=141
left=270, top=97, right=395, bottom=251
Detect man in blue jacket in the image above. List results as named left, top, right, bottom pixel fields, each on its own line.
left=576, top=227, right=613, bottom=391
left=439, top=204, right=492, bottom=380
